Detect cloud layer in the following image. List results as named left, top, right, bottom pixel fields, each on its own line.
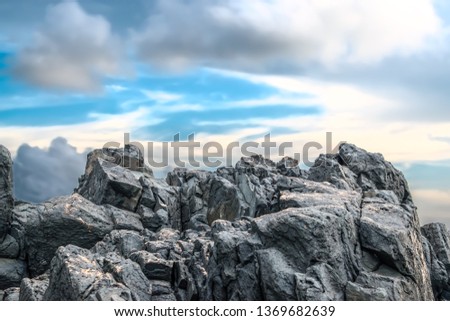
left=13, top=1, right=125, bottom=92
left=13, top=137, right=87, bottom=203
left=134, top=0, right=441, bottom=71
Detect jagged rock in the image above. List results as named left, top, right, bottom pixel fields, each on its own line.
left=11, top=194, right=115, bottom=276
left=141, top=177, right=181, bottom=230
left=92, top=230, right=145, bottom=258
left=421, top=236, right=448, bottom=299
left=207, top=176, right=248, bottom=225
left=0, top=234, right=20, bottom=258
left=1, top=142, right=448, bottom=301
left=108, top=205, right=144, bottom=232
left=130, top=251, right=173, bottom=282
left=2, top=287, right=20, bottom=301
left=421, top=223, right=450, bottom=299
left=138, top=206, right=169, bottom=232
left=19, top=274, right=49, bottom=301
left=338, top=143, right=412, bottom=204
left=0, top=258, right=27, bottom=289
left=0, top=145, right=14, bottom=239
left=77, top=158, right=142, bottom=212
left=102, top=252, right=152, bottom=301
left=422, top=223, right=450, bottom=268
left=359, top=197, right=433, bottom=300
left=44, top=245, right=133, bottom=301
left=346, top=265, right=422, bottom=300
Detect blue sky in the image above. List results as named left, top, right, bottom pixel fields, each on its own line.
left=1, top=0, right=450, bottom=225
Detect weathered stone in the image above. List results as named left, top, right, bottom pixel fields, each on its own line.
left=44, top=245, right=132, bottom=301
left=11, top=194, right=115, bottom=276
left=130, top=251, right=173, bottom=282
left=0, top=145, right=14, bottom=240
left=108, top=205, right=144, bottom=232
left=0, top=234, right=20, bottom=258
left=0, top=258, right=27, bottom=290
left=2, top=287, right=20, bottom=301
left=77, top=158, right=142, bottom=212
left=19, top=274, right=49, bottom=301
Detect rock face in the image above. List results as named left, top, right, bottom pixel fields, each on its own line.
left=0, top=145, right=14, bottom=240
left=0, top=143, right=448, bottom=301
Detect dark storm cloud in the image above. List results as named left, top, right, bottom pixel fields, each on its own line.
left=13, top=137, right=87, bottom=203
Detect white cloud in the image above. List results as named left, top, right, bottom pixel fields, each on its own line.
left=13, top=1, right=126, bottom=92
left=0, top=107, right=153, bottom=156
left=134, top=0, right=442, bottom=71
left=141, top=90, right=183, bottom=103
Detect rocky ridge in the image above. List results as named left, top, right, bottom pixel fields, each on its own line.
left=0, top=143, right=449, bottom=301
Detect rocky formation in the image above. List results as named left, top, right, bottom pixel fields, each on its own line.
left=0, top=143, right=449, bottom=301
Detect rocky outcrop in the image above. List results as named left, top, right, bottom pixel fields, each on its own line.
left=0, top=145, right=14, bottom=240
left=0, top=143, right=449, bottom=301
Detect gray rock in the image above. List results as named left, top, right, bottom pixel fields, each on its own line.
left=2, top=287, right=20, bottom=301
left=19, top=274, right=49, bottom=301
left=346, top=265, right=422, bottom=300
left=0, top=145, right=14, bottom=240
left=77, top=157, right=142, bottom=212
left=421, top=236, right=448, bottom=299
left=359, top=198, right=433, bottom=300
left=0, top=258, right=27, bottom=290
left=0, top=234, right=20, bottom=258
left=421, top=223, right=450, bottom=268
left=207, top=176, right=248, bottom=225
left=108, top=205, right=144, bottom=232
left=44, top=245, right=133, bottom=301
left=138, top=206, right=168, bottom=232
left=91, top=230, right=145, bottom=258
left=102, top=252, right=152, bottom=300
left=130, top=251, right=173, bottom=282
left=338, top=143, right=412, bottom=204
left=11, top=194, right=115, bottom=276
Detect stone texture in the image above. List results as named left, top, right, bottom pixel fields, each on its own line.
left=0, top=145, right=14, bottom=240
left=0, top=142, right=448, bottom=301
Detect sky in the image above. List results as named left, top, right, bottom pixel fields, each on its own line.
left=0, top=0, right=450, bottom=226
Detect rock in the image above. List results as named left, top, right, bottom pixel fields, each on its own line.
left=11, top=194, right=115, bottom=276
left=421, top=223, right=450, bottom=268
left=138, top=206, right=168, bottom=232
left=108, top=205, right=144, bottom=232
left=421, top=236, right=448, bottom=299
left=2, top=287, right=20, bottom=301
left=0, top=145, right=14, bottom=239
left=338, top=143, right=412, bottom=204
left=0, top=258, right=27, bottom=289
left=130, top=251, right=173, bottom=282
left=92, top=230, right=145, bottom=258
left=44, top=245, right=133, bottom=301
left=76, top=157, right=142, bottom=212
left=1, top=142, right=448, bottom=301
left=207, top=176, right=248, bottom=225
left=102, top=252, right=152, bottom=301
left=359, top=198, right=433, bottom=300
left=19, top=274, right=49, bottom=301
left=0, top=234, right=20, bottom=258
left=346, top=265, right=422, bottom=300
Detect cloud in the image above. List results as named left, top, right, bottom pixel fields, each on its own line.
left=13, top=137, right=87, bottom=203
left=13, top=1, right=126, bottom=92
left=134, top=0, right=441, bottom=71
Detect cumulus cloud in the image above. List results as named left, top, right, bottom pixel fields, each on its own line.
left=134, top=0, right=441, bottom=71
left=13, top=1, right=125, bottom=92
left=13, top=137, right=87, bottom=203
